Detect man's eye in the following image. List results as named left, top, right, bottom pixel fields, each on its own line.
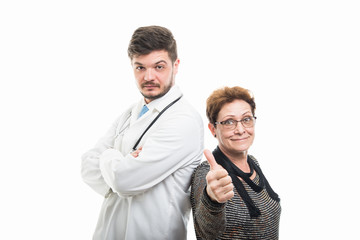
left=136, top=66, right=145, bottom=71
left=156, top=65, right=164, bottom=70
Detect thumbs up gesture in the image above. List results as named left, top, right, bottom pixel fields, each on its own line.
left=204, top=149, right=234, bottom=203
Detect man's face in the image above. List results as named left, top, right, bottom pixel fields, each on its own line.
left=131, top=50, right=179, bottom=103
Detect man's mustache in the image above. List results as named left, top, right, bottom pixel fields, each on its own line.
left=141, top=83, right=160, bottom=88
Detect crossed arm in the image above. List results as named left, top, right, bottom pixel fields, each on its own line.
left=82, top=112, right=203, bottom=197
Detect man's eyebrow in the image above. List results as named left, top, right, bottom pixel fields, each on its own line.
left=155, top=60, right=167, bottom=65
left=133, top=60, right=168, bottom=66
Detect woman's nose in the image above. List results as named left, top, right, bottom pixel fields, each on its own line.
left=234, top=121, right=246, bottom=134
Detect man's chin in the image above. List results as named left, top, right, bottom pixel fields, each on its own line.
left=141, top=91, right=163, bottom=101
left=140, top=85, right=172, bottom=101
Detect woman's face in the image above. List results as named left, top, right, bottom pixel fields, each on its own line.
left=209, top=99, right=255, bottom=157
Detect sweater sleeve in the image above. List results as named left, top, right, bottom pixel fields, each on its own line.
left=190, top=162, right=227, bottom=239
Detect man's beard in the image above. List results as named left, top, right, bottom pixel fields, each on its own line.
left=140, top=74, right=174, bottom=101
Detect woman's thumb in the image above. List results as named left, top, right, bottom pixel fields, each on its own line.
left=204, top=149, right=220, bottom=170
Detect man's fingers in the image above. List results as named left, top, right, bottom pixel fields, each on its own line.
left=204, top=149, right=220, bottom=170
left=131, top=147, right=143, bottom=158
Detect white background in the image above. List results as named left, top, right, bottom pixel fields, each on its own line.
left=1, top=0, right=359, bottom=239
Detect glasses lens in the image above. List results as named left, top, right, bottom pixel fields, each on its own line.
left=226, top=123, right=235, bottom=130
left=243, top=117, right=255, bottom=128
left=224, top=121, right=235, bottom=129
left=220, top=117, right=256, bottom=130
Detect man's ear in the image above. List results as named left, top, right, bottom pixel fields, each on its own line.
left=173, top=58, right=180, bottom=75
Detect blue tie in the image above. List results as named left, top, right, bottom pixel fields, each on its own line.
left=138, top=105, right=149, bottom=118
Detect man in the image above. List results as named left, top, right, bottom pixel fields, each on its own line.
left=81, top=26, right=204, bottom=240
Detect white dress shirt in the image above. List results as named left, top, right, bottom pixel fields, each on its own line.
left=81, top=85, right=204, bottom=240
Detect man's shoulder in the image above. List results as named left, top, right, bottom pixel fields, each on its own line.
left=112, top=102, right=138, bottom=123
left=166, top=100, right=203, bottom=127
left=173, top=95, right=201, bottom=113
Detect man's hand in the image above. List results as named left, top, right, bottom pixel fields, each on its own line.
left=204, top=149, right=234, bottom=203
left=131, top=147, right=143, bottom=158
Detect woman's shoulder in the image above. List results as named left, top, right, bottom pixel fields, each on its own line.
left=249, top=154, right=260, bottom=167
left=191, top=161, right=210, bottom=180
left=196, top=160, right=210, bottom=172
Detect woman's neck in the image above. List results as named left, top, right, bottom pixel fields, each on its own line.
left=219, top=146, right=250, bottom=173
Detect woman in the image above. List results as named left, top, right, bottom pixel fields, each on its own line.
left=190, top=86, right=281, bottom=239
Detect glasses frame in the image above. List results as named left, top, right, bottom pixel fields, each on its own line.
left=214, top=116, right=257, bottom=130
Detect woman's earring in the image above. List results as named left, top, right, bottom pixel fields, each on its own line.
left=214, top=134, right=216, bottom=138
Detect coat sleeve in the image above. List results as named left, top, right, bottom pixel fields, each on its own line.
left=190, top=162, right=227, bottom=239
left=81, top=115, right=123, bottom=196
left=98, top=108, right=204, bottom=197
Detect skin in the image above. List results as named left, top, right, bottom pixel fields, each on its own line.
left=205, top=99, right=256, bottom=203
left=131, top=50, right=180, bottom=104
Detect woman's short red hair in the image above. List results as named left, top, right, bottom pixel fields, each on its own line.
left=206, top=86, right=256, bottom=124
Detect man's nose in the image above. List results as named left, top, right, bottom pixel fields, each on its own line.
left=144, top=68, right=154, bottom=81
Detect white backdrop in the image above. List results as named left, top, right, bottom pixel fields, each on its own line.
left=1, top=0, right=359, bottom=239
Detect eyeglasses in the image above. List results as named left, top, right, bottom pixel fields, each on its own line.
left=215, top=116, right=257, bottom=130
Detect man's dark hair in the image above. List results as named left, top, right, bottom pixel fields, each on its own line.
left=128, top=25, right=178, bottom=63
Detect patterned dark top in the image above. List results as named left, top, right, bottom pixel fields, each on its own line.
left=190, top=157, right=281, bottom=240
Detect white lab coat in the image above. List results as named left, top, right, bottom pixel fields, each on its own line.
left=81, top=85, right=204, bottom=240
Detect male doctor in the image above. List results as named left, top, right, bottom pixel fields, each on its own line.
left=81, top=25, right=204, bottom=240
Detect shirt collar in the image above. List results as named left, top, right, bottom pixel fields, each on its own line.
left=143, top=85, right=182, bottom=113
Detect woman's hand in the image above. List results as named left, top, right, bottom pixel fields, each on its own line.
left=204, top=149, right=234, bottom=203
left=131, top=147, right=143, bottom=158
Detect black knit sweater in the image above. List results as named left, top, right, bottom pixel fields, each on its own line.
left=190, top=156, right=281, bottom=240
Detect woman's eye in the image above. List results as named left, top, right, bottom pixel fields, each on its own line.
left=243, top=117, right=251, bottom=122
left=224, top=119, right=234, bottom=125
